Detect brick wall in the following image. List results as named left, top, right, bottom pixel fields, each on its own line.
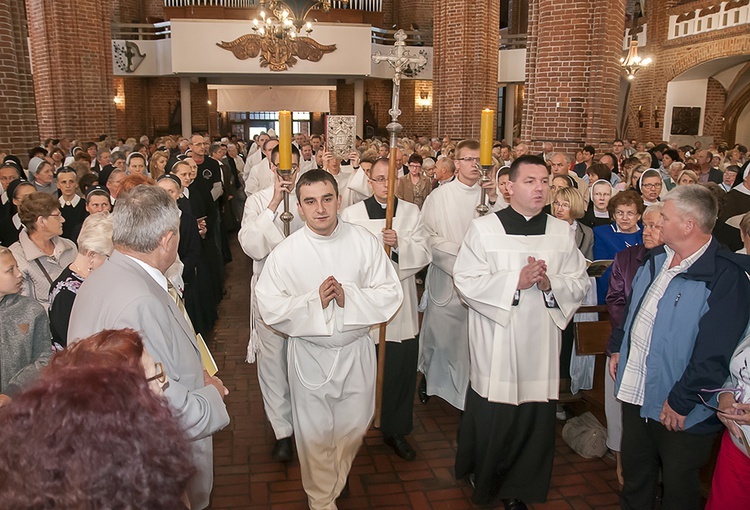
left=27, top=0, right=116, bottom=141
left=703, top=76, right=726, bottom=145
left=114, top=76, right=208, bottom=138
left=625, top=2, right=750, bottom=145
left=400, top=80, right=432, bottom=136
left=521, top=0, right=625, bottom=154
left=365, top=79, right=393, bottom=135
left=432, top=0, right=500, bottom=140
left=0, top=0, right=40, bottom=161
left=398, top=0, right=434, bottom=32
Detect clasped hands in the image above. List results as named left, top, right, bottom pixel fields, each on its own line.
left=319, top=275, right=345, bottom=309
left=517, top=256, right=551, bottom=292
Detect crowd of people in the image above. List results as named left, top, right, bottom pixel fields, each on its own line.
left=0, top=129, right=749, bottom=510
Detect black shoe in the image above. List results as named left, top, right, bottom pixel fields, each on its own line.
left=271, top=436, right=294, bottom=462
left=384, top=434, right=416, bottom=461
left=502, top=499, right=528, bottom=510
left=340, top=478, right=350, bottom=497
left=418, top=376, right=430, bottom=403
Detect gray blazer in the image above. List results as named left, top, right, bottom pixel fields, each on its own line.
left=575, top=222, right=595, bottom=261
left=68, top=250, right=230, bottom=510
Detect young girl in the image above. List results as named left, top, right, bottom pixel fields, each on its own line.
left=0, top=247, right=52, bottom=406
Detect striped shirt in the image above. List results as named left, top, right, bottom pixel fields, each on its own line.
left=617, top=240, right=711, bottom=406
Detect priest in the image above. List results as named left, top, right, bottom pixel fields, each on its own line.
left=418, top=139, right=499, bottom=410
left=453, top=155, right=590, bottom=509
left=237, top=144, right=305, bottom=462
left=340, top=157, right=432, bottom=461
left=256, top=170, right=403, bottom=510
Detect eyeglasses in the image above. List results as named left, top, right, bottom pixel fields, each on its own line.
left=552, top=201, right=570, bottom=209
left=369, top=177, right=388, bottom=184
left=409, top=164, right=422, bottom=169
left=614, top=210, right=637, bottom=218
left=146, top=362, right=166, bottom=384
left=48, top=212, right=63, bottom=219
left=458, top=157, right=481, bottom=164
left=641, top=182, right=662, bottom=189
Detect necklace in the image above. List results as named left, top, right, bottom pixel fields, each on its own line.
left=70, top=262, right=88, bottom=278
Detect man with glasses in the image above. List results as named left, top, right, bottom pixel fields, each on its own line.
left=238, top=144, right=305, bottom=463
left=453, top=155, right=589, bottom=509
left=341, top=157, right=432, bottom=461
left=418, top=140, right=499, bottom=411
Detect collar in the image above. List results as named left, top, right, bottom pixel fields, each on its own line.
left=304, top=216, right=343, bottom=241
left=12, top=213, right=21, bottom=230
left=648, top=237, right=744, bottom=282
left=1, top=191, right=7, bottom=205
left=364, top=195, right=399, bottom=220
left=59, top=194, right=81, bottom=207
left=732, top=183, right=750, bottom=196
left=122, top=253, right=168, bottom=292
left=17, top=229, right=72, bottom=262
left=182, top=187, right=190, bottom=199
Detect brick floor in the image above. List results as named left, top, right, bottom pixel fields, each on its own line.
left=206, top=238, right=622, bottom=509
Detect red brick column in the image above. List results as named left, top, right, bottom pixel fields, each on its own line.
left=26, top=0, right=116, bottom=141
left=432, top=0, right=500, bottom=140
left=521, top=0, right=626, bottom=153
left=0, top=0, right=40, bottom=160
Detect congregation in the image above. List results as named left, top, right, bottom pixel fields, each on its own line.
left=0, top=129, right=749, bottom=510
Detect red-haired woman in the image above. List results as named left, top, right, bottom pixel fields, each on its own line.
left=0, top=329, right=192, bottom=507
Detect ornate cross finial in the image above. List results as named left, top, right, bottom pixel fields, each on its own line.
left=372, top=30, right=428, bottom=124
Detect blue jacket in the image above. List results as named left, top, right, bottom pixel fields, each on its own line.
left=612, top=238, right=750, bottom=433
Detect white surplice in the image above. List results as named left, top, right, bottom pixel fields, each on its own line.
left=418, top=178, right=487, bottom=410
left=340, top=197, right=432, bottom=342
left=244, top=158, right=274, bottom=196
left=453, top=213, right=590, bottom=404
left=330, top=165, right=370, bottom=210
left=237, top=185, right=305, bottom=440
left=241, top=147, right=263, bottom=181
left=256, top=220, right=403, bottom=510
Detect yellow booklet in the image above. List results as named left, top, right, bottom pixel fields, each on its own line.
left=196, top=333, right=218, bottom=376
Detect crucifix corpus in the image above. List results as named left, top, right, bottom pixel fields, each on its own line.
left=371, top=30, right=427, bottom=427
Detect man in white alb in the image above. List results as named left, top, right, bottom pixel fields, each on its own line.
left=256, top=170, right=403, bottom=510
left=238, top=145, right=305, bottom=462
left=418, top=139, right=499, bottom=410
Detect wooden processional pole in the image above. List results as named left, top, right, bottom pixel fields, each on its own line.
left=372, top=30, right=427, bottom=427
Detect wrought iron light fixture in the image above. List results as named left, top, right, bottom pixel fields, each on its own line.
left=620, top=40, right=652, bottom=80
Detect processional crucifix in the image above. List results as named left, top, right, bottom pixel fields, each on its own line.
left=371, top=30, right=427, bottom=427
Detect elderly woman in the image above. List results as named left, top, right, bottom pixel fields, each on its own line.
left=9, top=192, right=77, bottom=309
left=396, top=153, right=432, bottom=209
left=581, top=179, right=614, bottom=229
left=0, top=330, right=193, bottom=509
left=592, top=190, right=644, bottom=304
left=32, top=160, right=57, bottom=195
left=48, top=213, right=114, bottom=349
left=553, top=187, right=594, bottom=260
left=604, top=203, right=663, bottom=485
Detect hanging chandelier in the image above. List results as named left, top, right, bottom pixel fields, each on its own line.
left=252, top=0, right=347, bottom=37
left=620, top=40, right=652, bottom=80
